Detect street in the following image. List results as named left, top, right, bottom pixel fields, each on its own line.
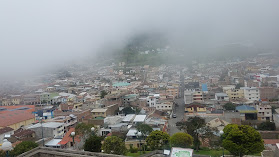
left=168, top=71, right=185, bottom=135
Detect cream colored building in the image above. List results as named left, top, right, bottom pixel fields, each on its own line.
left=155, top=101, right=173, bottom=111
left=2, top=95, right=22, bottom=106
left=226, top=89, right=244, bottom=100
left=0, top=118, right=35, bottom=130
left=193, top=91, right=203, bottom=103
left=91, top=108, right=108, bottom=118
left=166, top=88, right=179, bottom=98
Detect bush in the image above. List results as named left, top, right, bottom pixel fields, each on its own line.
left=130, top=147, right=138, bottom=153
left=11, top=141, right=38, bottom=156
left=223, top=102, right=235, bottom=110
left=200, top=147, right=210, bottom=151
left=129, top=145, right=138, bottom=153
left=170, top=132, right=193, bottom=148
left=258, top=121, right=276, bottom=131
left=84, top=135, right=102, bottom=152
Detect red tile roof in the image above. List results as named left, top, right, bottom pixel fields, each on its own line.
left=0, top=127, right=13, bottom=135
left=264, top=139, right=279, bottom=144
left=0, top=105, right=35, bottom=127
left=58, top=128, right=80, bottom=145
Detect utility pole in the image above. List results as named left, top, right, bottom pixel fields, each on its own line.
left=40, top=117, right=45, bottom=146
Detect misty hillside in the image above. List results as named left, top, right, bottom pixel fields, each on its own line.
left=93, top=31, right=264, bottom=67
left=101, top=33, right=261, bottom=66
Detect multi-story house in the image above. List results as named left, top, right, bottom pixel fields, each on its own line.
left=91, top=108, right=108, bottom=118
left=259, top=87, right=278, bottom=100
left=241, top=87, right=260, bottom=101
left=28, top=122, right=65, bottom=139
left=203, top=91, right=215, bottom=101
left=47, top=115, right=77, bottom=132
left=184, top=91, right=193, bottom=105
left=166, top=87, right=179, bottom=98
left=226, top=89, right=244, bottom=100
left=155, top=101, right=173, bottom=111
left=40, top=92, right=59, bottom=104
left=10, top=95, right=22, bottom=105
left=256, top=104, right=272, bottom=121
left=2, top=95, right=22, bottom=106
left=193, top=91, right=203, bottom=103
left=146, top=94, right=160, bottom=107
left=23, top=94, right=40, bottom=105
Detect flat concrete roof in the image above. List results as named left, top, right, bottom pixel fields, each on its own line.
left=133, top=115, right=146, bottom=122
left=91, top=108, right=107, bottom=112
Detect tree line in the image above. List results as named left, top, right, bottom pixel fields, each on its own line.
left=0, top=118, right=265, bottom=157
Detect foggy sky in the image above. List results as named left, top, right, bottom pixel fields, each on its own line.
left=1, top=0, right=279, bottom=78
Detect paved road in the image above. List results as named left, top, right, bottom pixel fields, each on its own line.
left=168, top=71, right=185, bottom=135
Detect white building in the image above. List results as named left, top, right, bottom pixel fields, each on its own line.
left=241, top=87, right=260, bottom=101
left=28, top=122, right=65, bottom=138
left=184, top=91, right=193, bottom=105
left=122, top=114, right=136, bottom=124
left=146, top=94, right=160, bottom=107
left=133, top=115, right=147, bottom=124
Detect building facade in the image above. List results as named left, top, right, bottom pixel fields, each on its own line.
left=241, top=87, right=260, bottom=101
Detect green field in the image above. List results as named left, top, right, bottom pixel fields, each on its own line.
left=194, top=149, right=230, bottom=157
left=126, top=151, right=151, bottom=157
left=194, top=149, right=261, bottom=157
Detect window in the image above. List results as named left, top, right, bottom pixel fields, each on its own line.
left=267, top=112, right=269, bottom=114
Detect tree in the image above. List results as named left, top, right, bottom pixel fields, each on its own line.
left=222, top=124, right=264, bottom=157
left=170, top=132, right=193, bottom=148
left=223, top=102, right=236, bottom=110
left=11, top=141, right=38, bottom=156
left=102, top=136, right=127, bottom=155
left=0, top=150, right=6, bottom=157
left=100, top=90, right=108, bottom=99
left=136, top=123, right=153, bottom=152
left=122, top=107, right=135, bottom=115
left=146, top=130, right=170, bottom=150
left=75, top=123, right=95, bottom=138
left=258, top=121, right=276, bottom=130
left=176, top=116, right=216, bottom=151
left=136, top=123, right=153, bottom=138
left=84, top=135, right=103, bottom=152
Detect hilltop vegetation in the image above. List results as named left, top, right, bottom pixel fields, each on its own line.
left=95, top=32, right=261, bottom=67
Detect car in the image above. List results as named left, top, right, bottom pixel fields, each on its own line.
left=172, top=114, right=177, bottom=118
